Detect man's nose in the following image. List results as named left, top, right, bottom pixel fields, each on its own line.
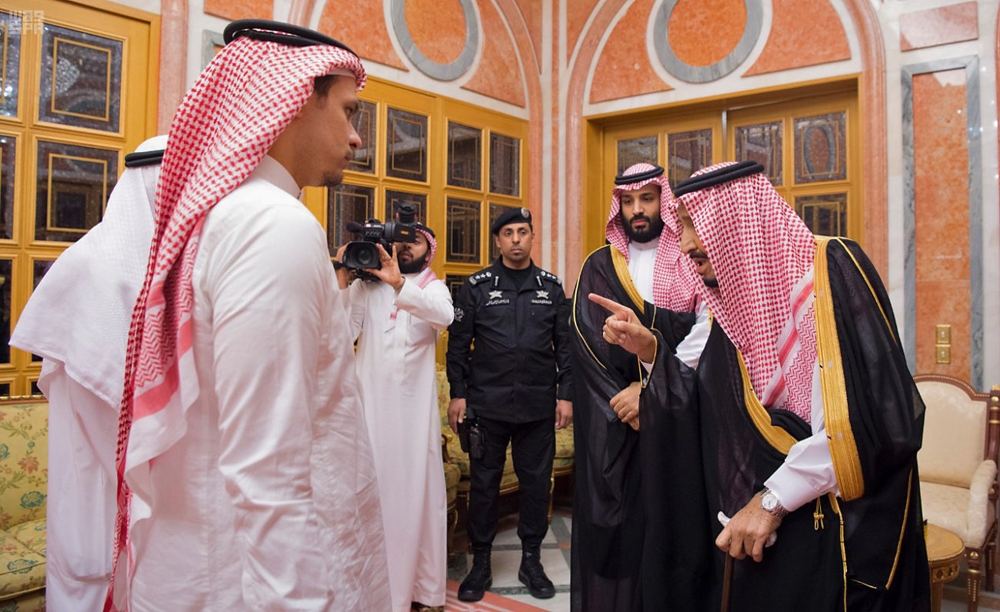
left=679, top=230, right=696, bottom=254
left=348, top=126, right=362, bottom=150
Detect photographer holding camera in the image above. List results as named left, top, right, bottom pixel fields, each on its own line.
left=446, top=207, right=573, bottom=603
left=334, top=214, right=453, bottom=612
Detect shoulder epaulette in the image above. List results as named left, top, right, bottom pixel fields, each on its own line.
left=468, top=270, right=494, bottom=286
left=539, top=270, right=562, bottom=285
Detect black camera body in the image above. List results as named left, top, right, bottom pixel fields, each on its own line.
left=342, top=203, right=419, bottom=270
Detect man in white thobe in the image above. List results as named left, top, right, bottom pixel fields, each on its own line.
left=107, top=21, right=390, bottom=610
left=336, top=222, right=453, bottom=612
left=8, top=136, right=165, bottom=612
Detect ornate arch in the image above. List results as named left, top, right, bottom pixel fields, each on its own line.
left=565, top=0, right=888, bottom=277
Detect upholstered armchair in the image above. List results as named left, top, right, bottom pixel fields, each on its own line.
left=916, top=374, right=1000, bottom=612
left=0, top=397, right=48, bottom=611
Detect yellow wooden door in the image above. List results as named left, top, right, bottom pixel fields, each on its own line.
left=589, top=82, right=861, bottom=258
left=0, top=0, right=158, bottom=396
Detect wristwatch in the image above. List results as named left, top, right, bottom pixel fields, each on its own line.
left=759, top=488, right=788, bottom=520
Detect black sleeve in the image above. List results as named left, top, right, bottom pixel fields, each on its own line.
left=554, top=285, right=573, bottom=401
left=445, top=280, right=476, bottom=399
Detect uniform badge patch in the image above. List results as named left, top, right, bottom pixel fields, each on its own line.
left=489, top=290, right=504, bottom=300
left=536, top=290, right=549, bottom=300
left=454, top=307, right=464, bottom=322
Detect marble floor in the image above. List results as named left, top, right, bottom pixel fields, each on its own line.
left=446, top=504, right=999, bottom=611
left=448, top=507, right=573, bottom=611
left=941, top=572, right=1000, bottom=611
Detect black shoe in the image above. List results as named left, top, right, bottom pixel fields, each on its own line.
left=518, top=550, right=555, bottom=599
left=458, top=553, right=492, bottom=602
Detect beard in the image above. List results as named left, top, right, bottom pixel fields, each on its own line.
left=621, top=211, right=664, bottom=244
left=398, top=250, right=429, bottom=274
left=703, top=277, right=719, bottom=288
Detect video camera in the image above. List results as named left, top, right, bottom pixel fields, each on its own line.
left=342, top=203, right=420, bottom=270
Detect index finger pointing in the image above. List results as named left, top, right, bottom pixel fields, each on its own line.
left=588, top=293, right=630, bottom=316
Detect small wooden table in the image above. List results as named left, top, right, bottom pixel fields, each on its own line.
left=926, top=523, right=964, bottom=612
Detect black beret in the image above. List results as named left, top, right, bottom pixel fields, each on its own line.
left=491, top=207, right=532, bottom=235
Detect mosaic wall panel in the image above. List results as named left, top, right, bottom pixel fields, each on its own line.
left=384, top=190, right=427, bottom=224
left=795, top=193, right=847, bottom=237
left=735, top=121, right=782, bottom=186
left=794, top=112, right=846, bottom=184
left=35, top=141, right=118, bottom=242
left=445, top=273, right=469, bottom=304
left=489, top=133, right=520, bottom=196
left=39, top=23, right=123, bottom=133
left=0, top=134, right=15, bottom=240
left=0, top=12, right=23, bottom=117
left=617, top=136, right=658, bottom=175
left=446, top=197, right=480, bottom=264
left=0, top=258, right=10, bottom=363
left=668, top=129, right=712, bottom=185
left=328, top=183, right=374, bottom=254
left=349, top=100, right=377, bottom=174
left=489, top=203, right=517, bottom=261
left=448, top=122, right=481, bottom=190
left=29, top=260, right=54, bottom=362
left=386, top=107, right=427, bottom=182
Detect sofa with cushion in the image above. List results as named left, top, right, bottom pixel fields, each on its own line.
left=0, top=398, right=47, bottom=610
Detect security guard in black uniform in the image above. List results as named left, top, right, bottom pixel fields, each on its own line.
left=446, top=207, right=573, bottom=603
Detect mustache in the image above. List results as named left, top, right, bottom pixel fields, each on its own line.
left=688, top=250, right=708, bottom=260
left=629, top=214, right=651, bottom=225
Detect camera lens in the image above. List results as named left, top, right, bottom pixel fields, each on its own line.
left=343, top=241, right=381, bottom=270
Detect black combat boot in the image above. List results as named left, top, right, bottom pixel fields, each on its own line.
left=457, top=550, right=492, bottom=602
left=518, top=549, right=555, bottom=599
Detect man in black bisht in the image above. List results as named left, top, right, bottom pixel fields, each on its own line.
left=592, top=161, right=930, bottom=611
left=569, top=163, right=706, bottom=612
left=446, top=207, right=573, bottom=603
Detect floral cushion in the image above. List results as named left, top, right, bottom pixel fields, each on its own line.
left=0, top=531, right=45, bottom=600
left=4, top=522, right=44, bottom=559
left=553, top=425, right=574, bottom=471
left=0, top=590, right=44, bottom=611
left=0, top=404, right=48, bottom=531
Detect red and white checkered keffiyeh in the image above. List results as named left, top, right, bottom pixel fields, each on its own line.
left=416, top=226, right=436, bottom=265
left=390, top=227, right=438, bottom=321
left=606, top=163, right=697, bottom=311
left=106, top=34, right=366, bottom=611
left=675, top=162, right=818, bottom=423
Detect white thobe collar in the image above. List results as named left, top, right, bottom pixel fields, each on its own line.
left=627, top=236, right=658, bottom=303
left=254, top=155, right=302, bottom=199
left=628, top=236, right=659, bottom=255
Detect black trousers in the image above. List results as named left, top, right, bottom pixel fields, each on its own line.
left=467, top=415, right=555, bottom=553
